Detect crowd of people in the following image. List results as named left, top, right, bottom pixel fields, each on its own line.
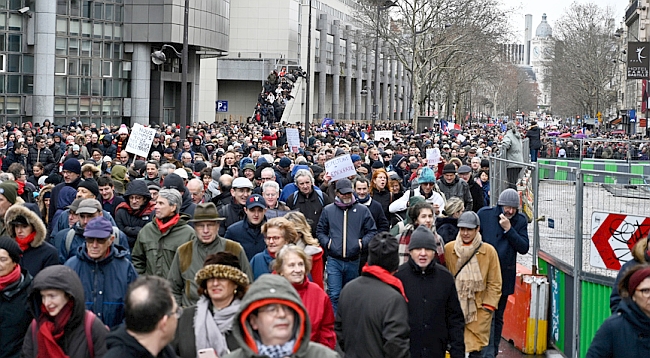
left=252, top=66, right=305, bottom=124
left=0, top=117, right=646, bottom=358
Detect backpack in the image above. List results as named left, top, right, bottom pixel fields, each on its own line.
left=31, top=311, right=99, bottom=358
left=66, top=227, right=121, bottom=255
left=292, top=189, right=324, bottom=207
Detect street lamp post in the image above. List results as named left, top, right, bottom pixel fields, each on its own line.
left=304, top=0, right=313, bottom=145
left=372, top=1, right=397, bottom=133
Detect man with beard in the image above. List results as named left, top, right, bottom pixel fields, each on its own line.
left=217, top=177, right=253, bottom=237
left=316, top=178, right=377, bottom=313
left=477, top=189, right=529, bottom=358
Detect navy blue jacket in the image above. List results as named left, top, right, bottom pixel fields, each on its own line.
left=250, top=249, right=273, bottom=280
left=224, top=218, right=267, bottom=261
left=477, top=206, right=529, bottom=296
left=586, top=298, right=650, bottom=358
left=65, top=244, right=138, bottom=328
left=317, top=201, right=377, bottom=260
left=359, top=198, right=390, bottom=233
left=57, top=223, right=131, bottom=264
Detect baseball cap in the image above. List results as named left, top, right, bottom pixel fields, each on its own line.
left=83, top=216, right=113, bottom=238
left=335, top=178, right=354, bottom=194
left=458, top=165, right=472, bottom=174
left=245, top=194, right=266, bottom=210
left=75, top=199, right=102, bottom=215
left=457, top=211, right=480, bottom=229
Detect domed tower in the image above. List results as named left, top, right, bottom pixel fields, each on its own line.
left=531, top=14, right=554, bottom=108
left=535, top=13, right=553, bottom=38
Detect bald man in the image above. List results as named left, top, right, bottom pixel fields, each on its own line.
left=187, top=178, right=205, bottom=205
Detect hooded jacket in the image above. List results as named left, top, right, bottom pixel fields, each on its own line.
left=37, top=184, right=54, bottom=224
left=5, top=204, right=59, bottom=277
left=22, top=265, right=109, bottom=358
left=48, top=176, right=82, bottom=231
left=610, top=237, right=648, bottom=312
left=65, top=243, right=138, bottom=328
left=114, top=180, right=155, bottom=248
left=132, top=214, right=196, bottom=278
left=586, top=298, right=650, bottom=358
left=0, top=266, right=32, bottom=358
left=99, top=134, right=117, bottom=159
left=223, top=274, right=338, bottom=358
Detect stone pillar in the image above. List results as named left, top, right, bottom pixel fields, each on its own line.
left=131, top=43, right=152, bottom=125
left=332, top=20, right=340, bottom=121
left=33, top=0, right=56, bottom=124
left=402, top=70, right=409, bottom=121
left=355, top=30, right=363, bottom=121
left=396, top=61, right=403, bottom=121
left=382, top=46, right=389, bottom=121
left=389, top=56, right=395, bottom=121
left=365, top=42, right=372, bottom=120
left=344, top=25, right=352, bottom=120
left=317, top=14, right=328, bottom=119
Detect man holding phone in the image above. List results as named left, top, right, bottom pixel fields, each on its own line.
left=477, top=188, right=530, bottom=358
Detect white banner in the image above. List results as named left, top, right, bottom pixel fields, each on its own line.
left=125, top=123, right=156, bottom=158
left=426, top=148, right=441, bottom=166
left=325, top=154, right=357, bottom=181
left=375, top=130, right=393, bottom=141
left=286, top=128, right=301, bottom=153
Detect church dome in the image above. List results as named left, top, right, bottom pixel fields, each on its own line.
left=535, top=13, right=553, bottom=38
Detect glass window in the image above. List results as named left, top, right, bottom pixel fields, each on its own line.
left=113, top=43, right=121, bottom=60
left=5, top=97, right=19, bottom=114
left=56, top=0, right=68, bottom=15
left=102, top=61, right=111, bottom=77
left=0, top=76, right=4, bottom=93
left=55, top=58, right=67, bottom=75
left=113, top=25, right=121, bottom=40
left=91, top=78, right=100, bottom=96
left=68, top=38, right=79, bottom=56
left=55, top=17, right=67, bottom=35
left=80, top=78, right=90, bottom=95
left=55, top=38, right=66, bottom=55
left=6, top=75, right=19, bottom=93
left=80, top=59, right=91, bottom=76
left=94, top=3, right=102, bottom=20
left=7, top=13, right=21, bottom=31
left=22, top=75, right=33, bottom=94
left=93, top=22, right=102, bottom=39
left=82, top=20, right=92, bottom=38
left=79, top=97, right=90, bottom=115
left=92, top=59, right=100, bottom=77
left=68, top=78, right=79, bottom=95
left=122, top=79, right=129, bottom=97
left=70, top=19, right=80, bottom=36
left=0, top=0, right=5, bottom=10
left=22, top=55, right=33, bottom=73
left=68, top=58, right=79, bottom=75
left=0, top=13, right=6, bottom=30
left=113, top=101, right=121, bottom=115
left=0, top=34, right=5, bottom=51
left=82, top=1, right=91, bottom=18
left=54, top=77, right=65, bottom=95
left=105, top=4, right=113, bottom=21
left=104, top=43, right=111, bottom=59
left=102, top=99, right=111, bottom=115
left=104, top=23, right=112, bottom=40
left=92, top=41, right=101, bottom=57
left=91, top=98, right=100, bottom=115
left=81, top=40, right=91, bottom=56
left=115, top=6, right=122, bottom=22
left=102, top=78, right=111, bottom=96
left=7, top=34, right=19, bottom=52
left=6, top=54, right=18, bottom=72
left=70, top=0, right=81, bottom=17
left=54, top=98, right=66, bottom=115
left=112, top=78, right=120, bottom=97
left=67, top=98, right=79, bottom=115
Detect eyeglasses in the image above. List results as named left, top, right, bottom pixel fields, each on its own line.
left=265, top=236, right=284, bottom=242
left=258, top=304, right=290, bottom=316
left=85, top=237, right=110, bottom=244
left=421, top=182, right=434, bottom=187
left=637, top=288, right=650, bottom=298
left=260, top=177, right=274, bottom=181
left=167, top=306, right=183, bottom=319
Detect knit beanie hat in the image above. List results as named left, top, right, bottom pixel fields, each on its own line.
left=418, top=167, right=436, bottom=184
left=408, top=225, right=437, bottom=251
left=0, top=181, right=18, bottom=204
left=497, top=188, right=520, bottom=208
left=78, top=179, right=100, bottom=197
left=368, top=232, right=399, bottom=272
left=0, top=235, right=22, bottom=263
left=163, top=173, right=186, bottom=192
left=62, top=158, right=81, bottom=174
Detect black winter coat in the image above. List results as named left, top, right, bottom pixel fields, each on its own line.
left=114, top=181, right=154, bottom=248
left=218, top=200, right=245, bottom=237
left=435, top=216, right=459, bottom=244
left=0, top=268, right=32, bottom=358
left=586, top=298, right=650, bottom=358
left=525, top=126, right=542, bottom=150
left=371, top=188, right=393, bottom=220
left=467, top=179, right=485, bottom=213
left=48, top=177, right=82, bottom=234
left=395, top=259, right=465, bottom=358
left=287, top=190, right=331, bottom=238
left=105, top=325, right=176, bottom=358
left=28, top=147, right=56, bottom=174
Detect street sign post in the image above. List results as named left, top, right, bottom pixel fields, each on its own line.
left=216, top=100, right=228, bottom=112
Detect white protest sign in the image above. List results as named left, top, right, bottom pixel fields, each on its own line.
left=125, top=123, right=156, bottom=158
left=325, top=154, right=357, bottom=182
left=457, top=134, right=466, bottom=143
left=426, top=148, right=441, bottom=166
left=286, top=128, right=301, bottom=153
left=375, top=130, right=393, bottom=141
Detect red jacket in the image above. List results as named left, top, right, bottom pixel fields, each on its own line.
left=292, top=278, right=336, bottom=349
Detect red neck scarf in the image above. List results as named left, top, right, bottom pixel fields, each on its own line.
left=155, top=213, right=180, bottom=234
left=16, top=180, right=25, bottom=195
left=361, top=263, right=408, bottom=302
left=15, top=231, right=37, bottom=251
left=37, top=300, right=74, bottom=358
left=0, top=264, right=21, bottom=290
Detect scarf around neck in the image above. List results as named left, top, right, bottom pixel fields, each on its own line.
left=334, top=196, right=356, bottom=210
left=16, top=231, right=37, bottom=251
left=453, top=232, right=485, bottom=323
left=362, top=263, right=408, bottom=302
left=155, top=213, right=180, bottom=234
left=37, top=300, right=74, bottom=358
left=194, top=295, right=240, bottom=358
left=0, top=263, right=21, bottom=290
left=355, top=194, right=371, bottom=204
left=256, top=339, right=296, bottom=358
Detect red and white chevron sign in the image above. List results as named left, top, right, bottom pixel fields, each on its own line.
left=590, top=212, right=650, bottom=270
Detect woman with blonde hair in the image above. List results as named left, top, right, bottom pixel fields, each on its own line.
left=284, top=211, right=324, bottom=288
left=250, top=217, right=297, bottom=280
left=273, top=245, right=336, bottom=349
left=435, top=197, right=465, bottom=244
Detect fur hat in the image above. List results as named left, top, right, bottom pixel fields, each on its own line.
left=195, top=264, right=249, bottom=289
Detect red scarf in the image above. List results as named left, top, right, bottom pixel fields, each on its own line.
left=17, top=180, right=25, bottom=195
left=15, top=231, right=37, bottom=251
left=37, top=300, right=74, bottom=358
left=155, top=214, right=180, bottom=234
left=361, top=263, right=408, bottom=302
left=0, top=264, right=21, bottom=290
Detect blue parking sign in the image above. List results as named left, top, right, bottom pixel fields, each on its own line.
left=216, top=100, right=228, bottom=112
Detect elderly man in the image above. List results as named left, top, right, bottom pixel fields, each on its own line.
left=104, top=276, right=179, bottom=358
left=132, top=188, right=197, bottom=278
left=167, top=202, right=252, bottom=307
left=477, top=189, right=529, bottom=358
left=186, top=178, right=205, bottom=204
left=218, top=177, right=254, bottom=237
left=395, top=225, right=465, bottom=358
left=444, top=211, right=502, bottom=358
left=262, top=181, right=290, bottom=219
left=437, top=164, right=472, bottom=211
left=287, top=169, right=331, bottom=237
left=317, top=178, right=377, bottom=313
left=224, top=194, right=268, bottom=261
left=65, top=216, right=138, bottom=328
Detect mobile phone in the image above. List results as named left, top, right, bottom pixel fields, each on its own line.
left=197, top=348, right=219, bottom=358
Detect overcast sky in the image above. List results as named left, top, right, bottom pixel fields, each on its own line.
left=501, top=0, right=625, bottom=42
